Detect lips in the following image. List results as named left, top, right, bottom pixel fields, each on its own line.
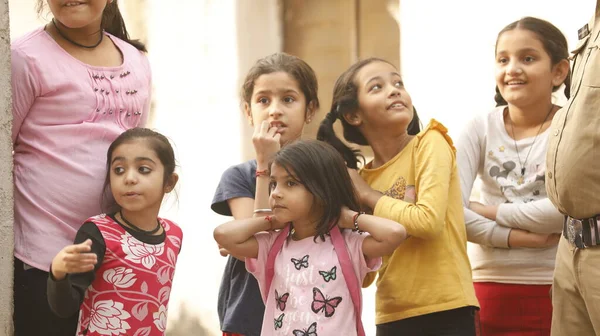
left=65, top=1, right=84, bottom=6
left=272, top=204, right=286, bottom=209
left=506, top=80, right=526, bottom=85
left=387, top=100, right=406, bottom=110
left=124, top=192, right=139, bottom=197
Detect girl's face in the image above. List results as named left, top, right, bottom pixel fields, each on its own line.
left=352, top=61, right=414, bottom=134
left=245, top=71, right=315, bottom=146
left=46, top=0, right=108, bottom=29
left=269, top=163, right=317, bottom=227
left=495, top=29, right=564, bottom=107
left=109, top=139, right=174, bottom=214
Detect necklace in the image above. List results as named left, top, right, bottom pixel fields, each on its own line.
left=52, top=19, right=103, bottom=49
left=509, top=104, right=554, bottom=185
left=119, top=211, right=162, bottom=235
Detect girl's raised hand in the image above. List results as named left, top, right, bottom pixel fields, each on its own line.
left=347, top=168, right=382, bottom=210
left=253, top=120, right=281, bottom=165
left=267, top=215, right=288, bottom=231
left=51, top=239, right=97, bottom=281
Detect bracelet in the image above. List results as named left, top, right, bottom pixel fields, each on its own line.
left=253, top=208, right=272, bottom=214
left=352, top=211, right=365, bottom=233
left=255, top=169, right=269, bottom=178
left=265, top=215, right=273, bottom=222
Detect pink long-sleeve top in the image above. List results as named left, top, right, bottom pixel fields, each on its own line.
left=11, top=27, right=151, bottom=271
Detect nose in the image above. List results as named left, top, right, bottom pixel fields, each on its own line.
left=388, top=85, right=401, bottom=98
left=123, top=170, right=138, bottom=185
left=506, top=60, right=522, bottom=76
left=268, top=101, right=283, bottom=118
left=270, top=185, right=282, bottom=199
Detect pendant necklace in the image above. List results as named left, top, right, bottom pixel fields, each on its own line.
left=509, top=105, right=554, bottom=185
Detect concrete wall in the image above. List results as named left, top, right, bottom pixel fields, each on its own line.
left=0, top=0, right=13, bottom=334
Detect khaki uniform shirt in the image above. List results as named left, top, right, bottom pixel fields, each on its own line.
left=547, top=2, right=600, bottom=218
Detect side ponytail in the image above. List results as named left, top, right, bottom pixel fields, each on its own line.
left=102, top=1, right=147, bottom=52
left=317, top=111, right=363, bottom=169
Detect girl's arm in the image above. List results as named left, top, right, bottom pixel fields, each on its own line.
left=456, top=117, right=559, bottom=248
left=11, top=47, right=39, bottom=144
left=484, top=199, right=563, bottom=234
left=214, top=217, right=283, bottom=259
left=339, top=207, right=407, bottom=259
left=47, top=222, right=106, bottom=318
left=252, top=120, right=280, bottom=214
left=351, top=129, right=454, bottom=240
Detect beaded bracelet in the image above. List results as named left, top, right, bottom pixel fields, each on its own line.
left=353, top=211, right=365, bottom=233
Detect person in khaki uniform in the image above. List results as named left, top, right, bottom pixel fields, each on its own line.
left=546, top=2, right=600, bottom=335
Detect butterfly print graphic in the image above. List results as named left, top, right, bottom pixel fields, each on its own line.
left=275, top=289, right=289, bottom=311
left=318, top=266, right=337, bottom=282
left=311, top=287, right=342, bottom=318
left=292, top=322, right=317, bottom=336
left=291, top=254, right=309, bottom=270
left=274, top=313, right=285, bottom=330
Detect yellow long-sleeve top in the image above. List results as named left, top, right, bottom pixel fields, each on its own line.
left=360, top=119, right=478, bottom=324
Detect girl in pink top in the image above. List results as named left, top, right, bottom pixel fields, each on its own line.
left=11, top=1, right=151, bottom=335
left=214, top=140, right=407, bottom=336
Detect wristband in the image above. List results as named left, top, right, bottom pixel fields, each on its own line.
left=255, top=169, right=269, bottom=178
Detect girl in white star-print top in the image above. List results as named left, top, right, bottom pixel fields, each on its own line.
left=215, top=140, right=407, bottom=336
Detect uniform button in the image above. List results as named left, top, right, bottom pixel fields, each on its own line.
left=554, top=129, right=560, bottom=136
left=548, top=172, right=553, bottom=179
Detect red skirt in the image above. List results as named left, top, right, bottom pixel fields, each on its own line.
left=474, top=282, right=552, bottom=336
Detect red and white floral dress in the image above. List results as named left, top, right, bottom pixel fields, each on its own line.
left=76, top=214, right=182, bottom=336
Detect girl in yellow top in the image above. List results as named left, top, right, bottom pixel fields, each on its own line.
left=318, top=58, right=479, bottom=335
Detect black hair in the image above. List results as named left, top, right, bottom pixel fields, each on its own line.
left=102, top=128, right=176, bottom=212
left=317, top=58, right=421, bottom=169
left=241, top=52, right=319, bottom=112
left=38, top=0, right=147, bottom=52
left=494, top=16, right=570, bottom=106
left=272, top=140, right=360, bottom=242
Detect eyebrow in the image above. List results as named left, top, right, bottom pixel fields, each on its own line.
left=254, top=89, right=300, bottom=96
left=496, top=47, right=541, bottom=55
left=111, top=156, right=157, bottom=165
left=366, top=72, right=402, bottom=86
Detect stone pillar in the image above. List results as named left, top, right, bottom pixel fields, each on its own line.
left=0, top=0, right=14, bottom=334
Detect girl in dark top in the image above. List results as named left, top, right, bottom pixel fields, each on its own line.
left=211, top=52, right=320, bottom=336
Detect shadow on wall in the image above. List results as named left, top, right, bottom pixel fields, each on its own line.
left=166, top=304, right=212, bottom=336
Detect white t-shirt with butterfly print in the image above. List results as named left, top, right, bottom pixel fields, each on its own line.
left=246, top=229, right=381, bottom=336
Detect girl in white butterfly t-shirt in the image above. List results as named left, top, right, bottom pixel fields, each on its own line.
left=214, top=140, right=407, bottom=336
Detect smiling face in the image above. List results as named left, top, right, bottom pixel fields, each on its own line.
left=46, top=0, right=108, bottom=29
left=495, top=28, right=560, bottom=107
left=244, top=71, right=313, bottom=145
left=351, top=61, right=414, bottom=135
left=109, top=139, right=172, bottom=214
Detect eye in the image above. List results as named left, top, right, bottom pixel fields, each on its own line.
left=394, top=81, right=404, bottom=88
left=286, top=180, right=297, bottom=187
left=139, top=166, right=152, bottom=174
left=269, top=181, right=277, bottom=191
left=369, top=84, right=382, bottom=92
left=113, top=167, right=125, bottom=175
left=283, top=96, right=295, bottom=103
left=257, top=97, right=269, bottom=104
left=497, top=57, right=508, bottom=64
left=524, top=56, right=535, bottom=63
